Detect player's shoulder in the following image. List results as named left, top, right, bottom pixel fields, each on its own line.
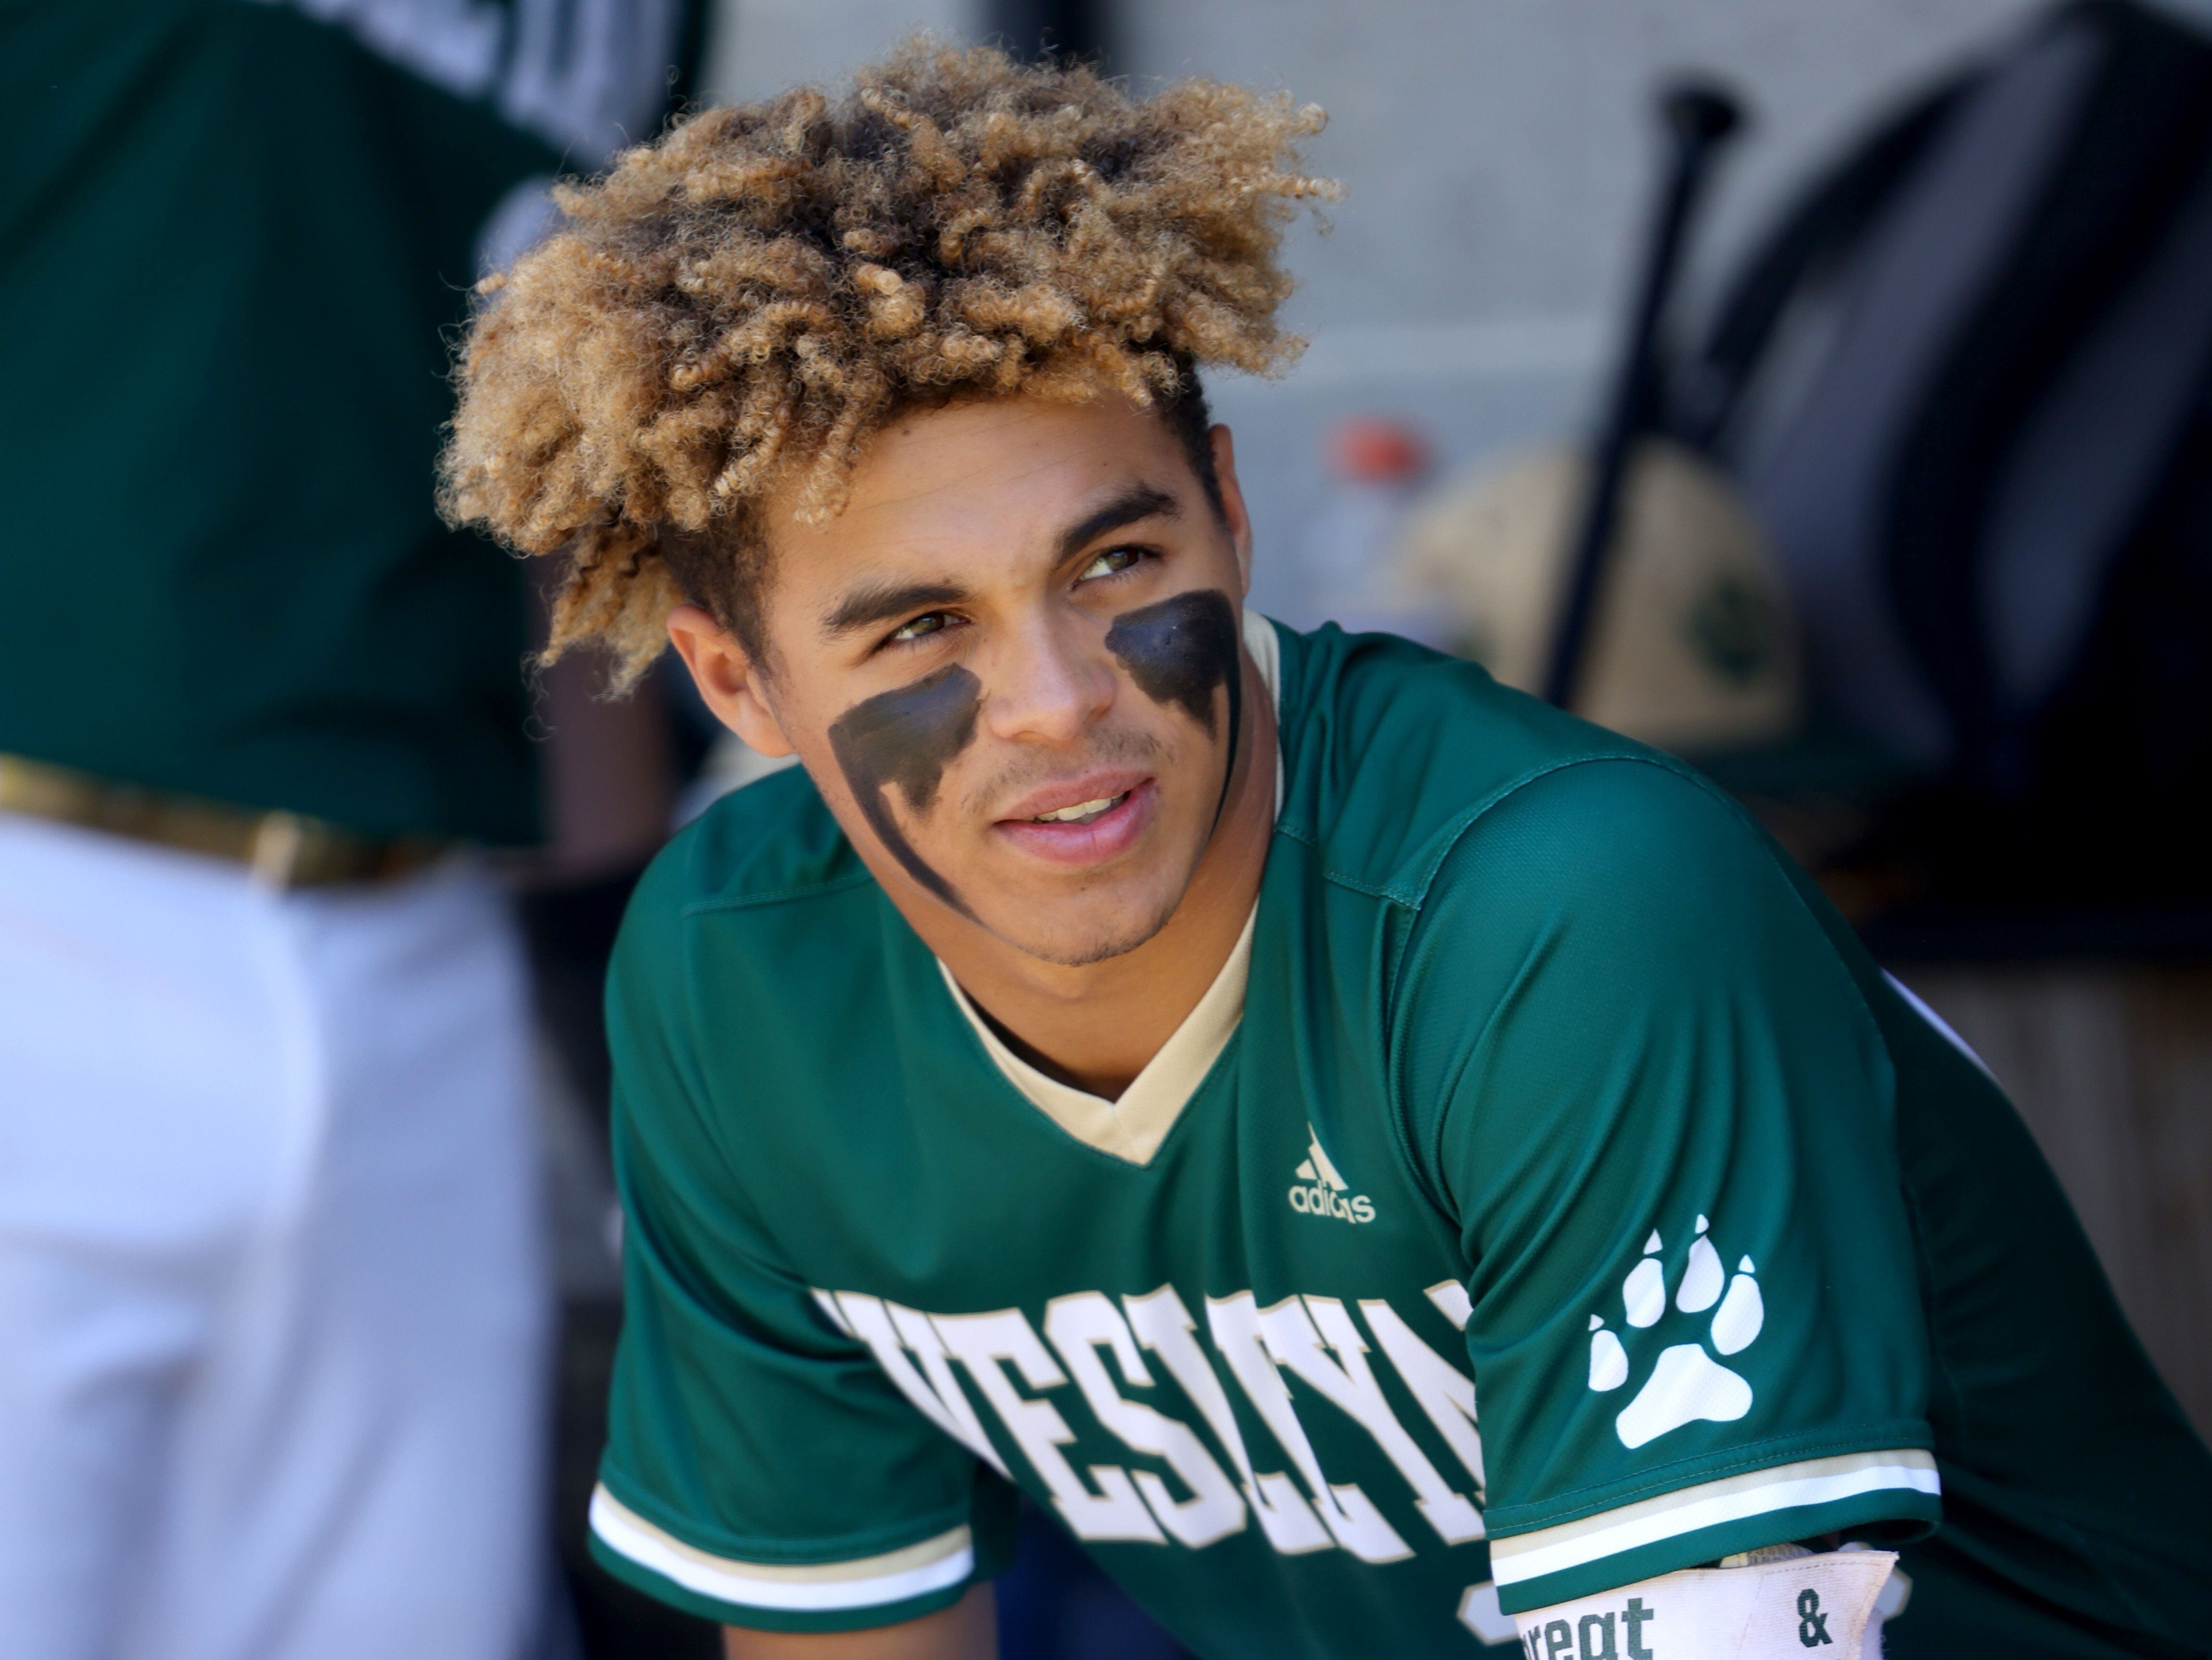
left=1273, top=621, right=1749, bottom=910
left=615, top=763, right=871, bottom=989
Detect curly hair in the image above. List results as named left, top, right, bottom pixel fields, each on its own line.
left=437, top=37, right=1335, bottom=688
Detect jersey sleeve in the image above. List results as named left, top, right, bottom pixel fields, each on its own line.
left=589, top=878, right=1018, bottom=1632
left=1393, top=757, right=1941, bottom=1616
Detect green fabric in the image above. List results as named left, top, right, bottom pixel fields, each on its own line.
left=0, top=0, right=556, bottom=840
left=601, top=621, right=2212, bottom=1653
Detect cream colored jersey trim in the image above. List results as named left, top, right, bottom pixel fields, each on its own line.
left=940, top=906, right=1256, bottom=1165
left=588, top=1486, right=973, bottom=1611
left=937, top=609, right=1282, bottom=1167
left=1487, top=1449, right=1940, bottom=1588
left=1241, top=605, right=1281, bottom=758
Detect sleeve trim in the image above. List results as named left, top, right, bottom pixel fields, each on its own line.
left=1487, top=1449, right=1938, bottom=1589
left=588, top=1486, right=974, bottom=1612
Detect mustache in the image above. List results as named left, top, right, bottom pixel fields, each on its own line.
left=960, top=725, right=1169, bottom=819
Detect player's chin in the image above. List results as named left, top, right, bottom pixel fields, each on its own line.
left=963, top=785, right=1211, bottom=963
left=968, top=862, right=1189, bottom=968
left=985, top=901, right=1181, bottom=967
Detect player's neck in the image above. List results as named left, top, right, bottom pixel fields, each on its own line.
left=929, top=650, right=1276, bottom=1100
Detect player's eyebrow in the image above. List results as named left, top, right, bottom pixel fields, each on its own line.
left=822, top=579, right=968, bottom=639
left=1056, top=483, right=1179, bottom=562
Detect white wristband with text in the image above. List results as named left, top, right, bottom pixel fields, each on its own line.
left=1514, top=1548, right=1898, bottom=1660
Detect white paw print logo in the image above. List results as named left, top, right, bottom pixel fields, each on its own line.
left=1587, top=1214, right=1765, bottom=1448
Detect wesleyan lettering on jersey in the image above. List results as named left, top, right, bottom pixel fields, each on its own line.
left=812, top=1282, right=1486, bottom=1562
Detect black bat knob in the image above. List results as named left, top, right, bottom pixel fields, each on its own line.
left=1662, top=81, right=1745, bottom=149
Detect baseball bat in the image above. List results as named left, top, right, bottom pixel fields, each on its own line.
left=1543, top=81, right=1745, bottom=710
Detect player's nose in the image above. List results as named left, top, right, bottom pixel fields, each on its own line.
left=981, top=610, right=1115, bottom=746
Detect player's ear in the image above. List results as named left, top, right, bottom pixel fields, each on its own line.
left=665, top=603, right=795, bottom=758
left=1209, top=424, right=1254, bottom=598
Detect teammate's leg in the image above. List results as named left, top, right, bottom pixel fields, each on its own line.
left=0, top=816, right=298, bottom=1660
left=125, top=861, right=552, bottom=1660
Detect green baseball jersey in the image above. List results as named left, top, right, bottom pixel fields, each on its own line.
left=1, top=0, right=692, bottom=840
left=0, top=0, right=556, bottom=839
left=593, top=618, right=2212, bottom=1657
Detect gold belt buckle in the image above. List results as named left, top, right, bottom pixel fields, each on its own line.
left=248, top=811, right=308, bottom=889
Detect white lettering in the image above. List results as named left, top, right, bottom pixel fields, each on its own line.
left=810, top=1289, right=856, bottom=1337
left=1356, top=1298, right=1487, bottom=1510
left=1425, top=1279, right=1474, bottom=1331
left=837, top=1283, right=1494, bottom=1565
left=1288, top=1186, right=1377, bottom=1224
left=1267, top=1298, right=1485, bottom=1544
left=1205, top=1292, right=1411, bottom=1563
left=832, top=1293, right=1008, bottom=1477
left=1124, top=1286, right=1333, bottom=1555
left=932, top=1309, right=1164, bottom=1544
left=1043, top=1294, right=1247, bottom=1549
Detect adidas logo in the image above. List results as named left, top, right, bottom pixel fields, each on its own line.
left=1289, top=1126, right=1375, bottom=1224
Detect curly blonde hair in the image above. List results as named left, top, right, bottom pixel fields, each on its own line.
left=438, top=37, right=1335, bottom=688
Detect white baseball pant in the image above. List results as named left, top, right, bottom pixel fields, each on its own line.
left=0, top=811, right=551, bottom=1660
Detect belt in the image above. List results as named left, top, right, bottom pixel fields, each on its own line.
left=0, top=753, right=451, bottom=889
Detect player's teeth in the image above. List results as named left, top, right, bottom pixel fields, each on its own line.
left=1033, top=792, right=1126, bottom=824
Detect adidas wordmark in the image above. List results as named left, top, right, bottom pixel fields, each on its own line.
left=1291, top=1127, right=1376, bottom=1224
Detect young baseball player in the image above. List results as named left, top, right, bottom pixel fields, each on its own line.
left=442, top=42, right=2212, bottom=1658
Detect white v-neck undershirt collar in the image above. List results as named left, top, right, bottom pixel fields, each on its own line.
left=938, top=609, right=1281, bottom=1166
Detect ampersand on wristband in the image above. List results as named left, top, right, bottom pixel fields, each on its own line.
left=1797, top=1587, right=1832, bottom=1647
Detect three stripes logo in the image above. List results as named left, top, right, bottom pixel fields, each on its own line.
left=1289, top=1126, right=1375, bottom=1224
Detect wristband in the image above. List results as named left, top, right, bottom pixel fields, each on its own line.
left=1514, top=1547, right=1897, bottom=1659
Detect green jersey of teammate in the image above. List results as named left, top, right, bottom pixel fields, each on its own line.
left=590, top=618, right=2212, bottom=1657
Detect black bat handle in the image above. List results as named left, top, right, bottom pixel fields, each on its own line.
left=1542, top=81, right=1744, bottom=711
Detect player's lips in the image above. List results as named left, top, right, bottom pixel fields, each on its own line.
left=993, top=772, right=1154, bottom=865
left=997, top=769, right=1151, bottom=824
